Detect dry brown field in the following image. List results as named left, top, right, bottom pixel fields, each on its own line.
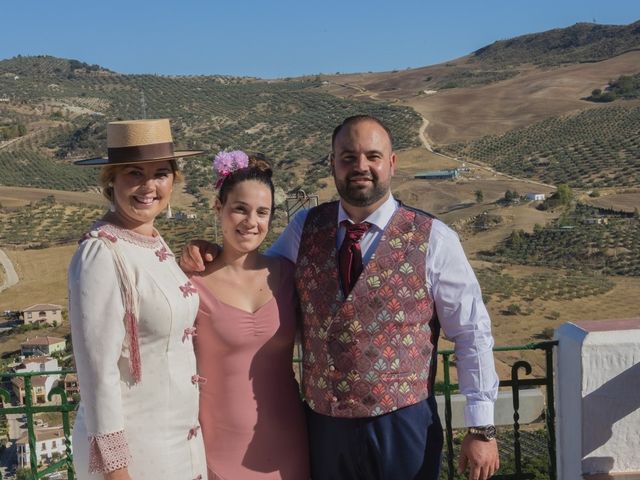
left=0, top=184, right=198, bottom=211
left=168, top=183, right=200, bottom=210
left=0, top=186, right=104, bottom=208
left=579, top=189, right=640, bottom=213
left=0, top=245, right=75, bottom=357
left=0, top=245, right=75, bottom=311
left=320, top=51, right=640, bottom=145
left=407, top=54, right=640, bottom=144
left=392, top=148, right=556, bottom=218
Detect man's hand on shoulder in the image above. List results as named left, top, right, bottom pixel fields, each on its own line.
left=179, top=239, right=219, bottom=273
left=105, top=467, right=132, bottom=480
left=458, top=432, right=499, bottom=480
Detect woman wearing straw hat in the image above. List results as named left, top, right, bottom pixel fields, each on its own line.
left=69, top=119, right=207, bottom=480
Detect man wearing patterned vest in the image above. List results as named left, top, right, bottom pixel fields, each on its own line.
left=268, top=115, right=500, bottom=480
left=182, top=115, right=500, bottom=479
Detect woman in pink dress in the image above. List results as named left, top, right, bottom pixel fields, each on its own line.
left=190, top=151, right=309, bottom=480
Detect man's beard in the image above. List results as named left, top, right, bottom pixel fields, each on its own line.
left=335, top=174, right=389, bottom=207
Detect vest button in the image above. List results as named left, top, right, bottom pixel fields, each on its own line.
left=329, top=365, right=335, bottom=371
left=331, top=396, right=338, bottom=402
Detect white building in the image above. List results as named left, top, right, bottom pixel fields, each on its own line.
left=16, top=426, right=70, bottom=468
left=21, top=336, right=66, bottom=357
left=555, top=319, right=640, bottom=478
left=11, top=357, right=61, bottom=405
left=526, top=192, right=546, bottom=201
left=21, top=304, right=63, bottom=326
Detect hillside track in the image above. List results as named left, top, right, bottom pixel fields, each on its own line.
left=0, top=248, right=18, bottom=292
left=413, top=111, right=556, bottom=189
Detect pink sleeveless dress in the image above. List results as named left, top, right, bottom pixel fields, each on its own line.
left=191, top=261, right=310, bottom=480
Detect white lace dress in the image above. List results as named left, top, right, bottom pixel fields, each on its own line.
left=69, top=222, right=206, bottom=480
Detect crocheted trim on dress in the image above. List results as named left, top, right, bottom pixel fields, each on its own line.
left=90, top=221, right=163, bottom=249
left=88, top=430, right=132, bottom=474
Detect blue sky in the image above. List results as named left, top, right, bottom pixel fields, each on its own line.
left=1, top=0, right=639, bottom=78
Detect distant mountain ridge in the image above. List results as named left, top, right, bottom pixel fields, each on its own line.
left=473, top=21, right=640, bottom=66
left=0, top=55, right=113, bottom=78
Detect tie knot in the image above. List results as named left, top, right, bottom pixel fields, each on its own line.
left=342, top=221, right=370, bottom=243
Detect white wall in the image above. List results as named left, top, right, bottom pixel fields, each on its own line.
left=555, top=319, right=640, bottom=478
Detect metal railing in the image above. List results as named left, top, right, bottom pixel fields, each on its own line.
left=0, top=369, right=76, bottom=480
left=0, top=342, right=557, bottom=480
left=438, top=341, right=558, bottom=480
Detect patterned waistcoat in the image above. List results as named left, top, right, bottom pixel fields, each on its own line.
left=295, top=201, right=440, bottom=418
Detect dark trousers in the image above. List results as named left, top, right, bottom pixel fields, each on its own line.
left=306, top=397, right=443, bottom=480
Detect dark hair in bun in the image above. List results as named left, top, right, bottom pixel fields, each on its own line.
left=218, top=152, right=275, bottom=211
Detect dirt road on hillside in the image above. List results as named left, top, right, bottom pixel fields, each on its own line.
left=0, top=248, right=19, bottom=292
left=418, top=115, right=433, bottom=152
left=413, top=112, right=555, bottom=189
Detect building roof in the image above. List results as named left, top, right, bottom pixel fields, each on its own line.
left=416, top=169, right=458, bottom=175
left=21, top=336, right=66, bottom=346
left=16, top=427, right=66, bottom=445
left=414, top=169, right=460, bottom=178
left=22, top=304, right=63, bottom=312
left=20, top=356, right=55, bottom=365
left=63, top=373, right=77, bottom=382
left=12, top=376, right=48, bottom=388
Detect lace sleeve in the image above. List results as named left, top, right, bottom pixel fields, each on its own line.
left=89, top=430, right=132, bottom=473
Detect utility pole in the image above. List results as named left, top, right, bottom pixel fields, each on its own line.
left=140, top=91, right=147, bottom=119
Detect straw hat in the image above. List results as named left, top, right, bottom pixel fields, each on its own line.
left=74, top=118, right=204, bottom=166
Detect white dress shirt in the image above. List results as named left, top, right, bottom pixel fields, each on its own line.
left=268, top=194, right=499, bottom=426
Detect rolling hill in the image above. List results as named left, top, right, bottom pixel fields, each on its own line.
left=1, top=19, right=639, bottom=354
left=472, top=20, right=640, bottom=66
left=0, top=58, right=421, bottom=194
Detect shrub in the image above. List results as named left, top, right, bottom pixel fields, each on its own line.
left=505, top=303, right=522, bottom=315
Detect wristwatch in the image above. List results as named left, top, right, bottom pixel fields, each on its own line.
left=468, top=425, right=497, bottom=441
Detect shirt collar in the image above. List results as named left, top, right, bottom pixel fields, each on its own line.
left=337, top=194, right=398, bottom=231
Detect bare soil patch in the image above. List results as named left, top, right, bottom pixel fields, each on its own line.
left=404, top=52, right=640, bottom=144
left=0, top=183, right=197, bottom=211
left=0, top=245, right=76, bottom=311
left=0, top=186, right=104, bottom=208
left=579, top=190, right=640, bottom=213
left=170, top=183, right=200, bottom=211
left=393, top=175, right=554, bottom=219
left=322, top=51, right=640, bottom=145
left=460, top=203, right=560, bottom=256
